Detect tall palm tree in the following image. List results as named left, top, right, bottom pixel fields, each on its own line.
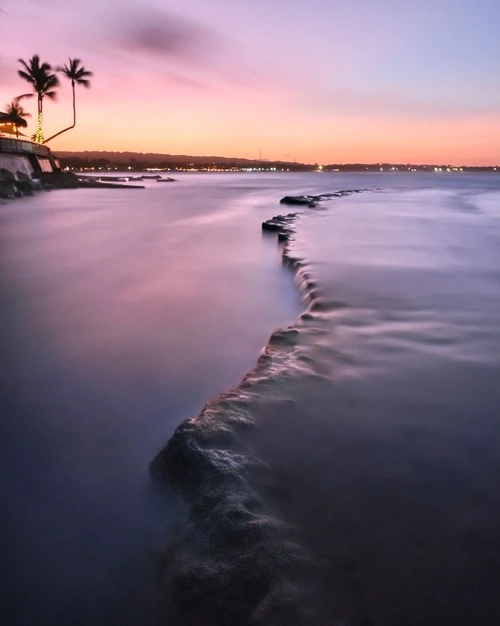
left=17, top=55, right=59, bottom=143
left=5, top=99, right=31, bottom=137
left=43, top=58, right=93, bottom=144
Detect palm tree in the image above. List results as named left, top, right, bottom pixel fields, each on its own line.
left=43, top=58, right=93, bottom=144
left=5, top=99, right=31, bottom=137
left=17, top=55, right=59, bottom=143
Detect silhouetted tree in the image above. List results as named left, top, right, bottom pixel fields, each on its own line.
left=44, top=58, right=93, bottom=143
left=4, top=99, right=31, bottom=137
left=17, top=55, right=59, bottom=143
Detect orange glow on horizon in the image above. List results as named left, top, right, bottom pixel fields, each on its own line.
left=1, top=1, right=498, bottom=167
left=43, top=95, right=499, bottom=167
left=29, top=77, right=498, bottom=167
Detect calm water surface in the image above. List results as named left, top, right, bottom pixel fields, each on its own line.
left=2, top=172, right=500, bottom=625
left=1, top=173, right=302, bottom=625
left=252, top=178, right=500, bottom=624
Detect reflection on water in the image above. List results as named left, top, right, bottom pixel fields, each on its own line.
left=2, top=172, right=500, bottom=625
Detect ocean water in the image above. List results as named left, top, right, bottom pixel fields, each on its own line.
left=2, top=172, right=500, bottom=625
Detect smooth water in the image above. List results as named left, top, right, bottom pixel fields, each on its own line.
left=2, top=172, right=500, bottom=625
left=252, top=180, right=500, bottom=624
left=1, top=174, right=302, bottom=625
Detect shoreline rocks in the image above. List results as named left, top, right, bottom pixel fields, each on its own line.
left=280, top=195, right=315, bottom=206
left=262, top=213, right=297, bottom=243
left=0, top=168, right=147, bottom=199
left=279, top=189, right=370, bottom=208
left=0, top=167, right=39, bottom=199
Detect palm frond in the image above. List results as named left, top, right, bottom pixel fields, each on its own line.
left=17, top=55, right=59, bottom=99
left=46, top=74, right=60, bottom=89
left=17, top=70, right=35, bottom=84
left=15, top=93, right=34, bottom=102
left=4, top=100, right=31, bottom=128
left=59, top=58, right=93, bottom=87
left=78, top=69, right=94, bottom=79
left=17, top=57, right=34, bottom=73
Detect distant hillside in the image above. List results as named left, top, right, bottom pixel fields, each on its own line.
left=54, top=150, right=308, bottom=167
left=53, top=151, right=498, bottom=173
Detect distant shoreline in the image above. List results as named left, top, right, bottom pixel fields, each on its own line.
left=54, top=151, right=499, bottom=174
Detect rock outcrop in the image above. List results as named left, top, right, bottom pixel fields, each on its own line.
left=262, top=213, right=297, bottom=242
left=0, top=168, right=39, bottom=198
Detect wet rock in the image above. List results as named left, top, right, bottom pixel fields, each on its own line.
left=79, top=179, right=145, bottom=189
left=262, top=213, right=298, bottom=245
left=15, top=170, right=37, bottom=195
left=280, top=195, right=315, bottom=206
left=280, top=189, right=369, bottom=208
left=0, top=180, right=16, bottom=199
left=0, top=167, right=15, bottom=182
left=262, top=220, right=283, bottom=233
left=0, top=169, right=17, bottom=199
left=278, top=231, right=291, bottom=242
left=39, top=170, right=80, bottom=189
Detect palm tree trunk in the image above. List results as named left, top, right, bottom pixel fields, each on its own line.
left=43, top=82, right=76, bottom=144
left=35, top=96, right=44, bottom=144
left=72, top=81, right=76, bottom=127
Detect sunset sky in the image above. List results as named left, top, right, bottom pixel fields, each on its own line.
left=1, top=0, right=499, bottom=164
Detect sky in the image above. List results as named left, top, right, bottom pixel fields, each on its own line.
left=1, top=0, right=499, bottom=164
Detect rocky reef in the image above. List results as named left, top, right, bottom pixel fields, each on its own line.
left=0, top=167, right=40, bottom=199
left=261, top=213, right=297, bottom=242
left=0, top=168, right=146, bottom=200
left=149, top=188, right=373, bottom=626
left=280, top=189, right=369, bottom=207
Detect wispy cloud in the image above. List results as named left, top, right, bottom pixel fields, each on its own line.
left=95, top=5, right=264, bottom=91
left=110, top=8, right=220, bottom=64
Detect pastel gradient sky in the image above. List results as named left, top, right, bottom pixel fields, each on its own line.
left=1, top=0, right=499, bottom=164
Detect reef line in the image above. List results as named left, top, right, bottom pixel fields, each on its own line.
left=149, top=189, right=368, bottom=626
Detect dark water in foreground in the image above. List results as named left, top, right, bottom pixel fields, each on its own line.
left=2, top=173, right=500, bottom=625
